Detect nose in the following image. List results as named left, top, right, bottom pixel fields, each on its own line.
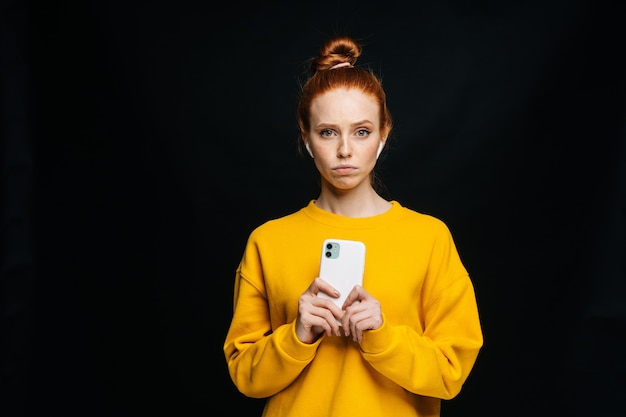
left=337, top=137, right=352, bottom=158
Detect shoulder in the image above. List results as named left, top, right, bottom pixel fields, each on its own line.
left=391, top=201, right=450, bottom=233
left=248, top=205, right=311, bottom=240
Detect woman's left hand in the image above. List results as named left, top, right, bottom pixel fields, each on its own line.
left=341, top=285, right=383, bottom=343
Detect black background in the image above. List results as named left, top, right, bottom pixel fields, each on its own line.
left=2, top=1, right=625, bottom=416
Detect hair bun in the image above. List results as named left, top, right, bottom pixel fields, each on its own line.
left=311, top=36, right=362, bottom=72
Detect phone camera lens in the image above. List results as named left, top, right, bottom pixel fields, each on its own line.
left=325, top=251, right=332, bottom=258
left=326, top=243, right=333, bottom=249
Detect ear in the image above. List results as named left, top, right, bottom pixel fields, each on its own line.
left=305, top=142, right=314, bottom=158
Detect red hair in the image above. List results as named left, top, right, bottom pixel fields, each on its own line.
left=296, top=36, right=393, bottom=145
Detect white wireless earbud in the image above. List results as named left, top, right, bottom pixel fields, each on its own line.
left=376, top=142, right=384, bottom=159
left=305, top=142, right=314, bottom=158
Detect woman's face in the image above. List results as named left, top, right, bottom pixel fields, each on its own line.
left=305, top=88, right=385, bottom=193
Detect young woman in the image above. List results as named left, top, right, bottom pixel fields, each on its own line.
left=223, top=35, right=483, bottom=417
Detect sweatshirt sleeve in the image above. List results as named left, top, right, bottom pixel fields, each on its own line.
left=359, top=225, right=483, bottom=400
left=223, top=256, right=321, bottom=398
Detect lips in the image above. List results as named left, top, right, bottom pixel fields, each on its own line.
left=333, top=165, right=357, bottom=175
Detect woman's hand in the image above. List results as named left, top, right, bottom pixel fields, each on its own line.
left=296, top=277, right=344, bottom=344
left=341, top=285, right=383, bottom=343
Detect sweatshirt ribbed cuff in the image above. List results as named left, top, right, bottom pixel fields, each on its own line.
left=278, top=321, right=322, bottom=362
left=360, top=314, right=393, bottom=354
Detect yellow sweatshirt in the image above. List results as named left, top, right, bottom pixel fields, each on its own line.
left=224, top=200, right=483, bottom=417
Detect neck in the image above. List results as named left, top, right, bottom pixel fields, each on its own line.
left=314, top=188, right=391, bottom=218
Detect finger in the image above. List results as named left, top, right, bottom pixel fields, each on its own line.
left=349, top=313, right=360, bottom=341
left=341, top=311, right=351, bottom=336
left=349, top=309, right=383, bottom=342
left=300, top=311, right=332, bottom=336
left=348, top=313, right=371, bottom=343
left=341, top=299, right=364, bottom=336
left=342, top=285, right=364, bottom=309
left=323, top=305, right=345, bottom=334
left=341, top=298, right=363, bottom=333
left=319, top=306, right=343, bottom=336
left=300, top=294, right=344, bottom=332
left=312, top=277, right=341, bottom=299
left=311, top=305, right=344, bottom=336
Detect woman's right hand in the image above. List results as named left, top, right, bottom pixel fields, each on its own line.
left=295, top=277, right=344, bottom=344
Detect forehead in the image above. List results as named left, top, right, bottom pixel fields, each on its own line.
left=310, top=88, right=379, bottom=124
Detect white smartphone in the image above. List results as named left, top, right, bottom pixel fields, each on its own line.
left=318, top=238, right=366, bottom=310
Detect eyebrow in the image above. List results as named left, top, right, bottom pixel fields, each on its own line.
left=315, top=120, right=375, bottom=129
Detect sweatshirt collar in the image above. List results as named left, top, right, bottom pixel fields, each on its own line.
left=301, top=199, right=401, bottom=230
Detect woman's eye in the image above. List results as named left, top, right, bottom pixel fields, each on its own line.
left=320, top=129, right=333, bottom=137
left=356, top=129, right=370, bottom=137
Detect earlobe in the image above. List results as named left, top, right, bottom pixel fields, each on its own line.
left=376, top=141, right=384, bottom=159
left=305, top=142, right=314, bottom=158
